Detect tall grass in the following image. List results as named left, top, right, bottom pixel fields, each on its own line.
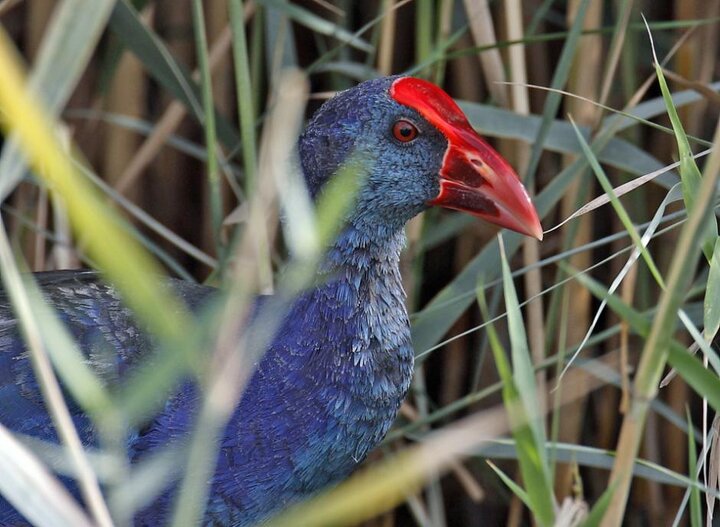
left=0, top=1, right=719, bottom=525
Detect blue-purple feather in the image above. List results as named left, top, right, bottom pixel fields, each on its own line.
left=0, top=76, right=448, bottom=525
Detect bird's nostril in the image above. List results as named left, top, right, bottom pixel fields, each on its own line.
left=442, top=150, right=486, bottom=188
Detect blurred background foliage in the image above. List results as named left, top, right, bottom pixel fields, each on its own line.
left=1, top=0, right=720, bottom=525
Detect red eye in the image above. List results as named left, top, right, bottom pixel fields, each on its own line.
left=392, top=119, right=419, bottom=143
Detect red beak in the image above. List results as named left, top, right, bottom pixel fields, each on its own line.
left=390, top=77, right=543, bottom=241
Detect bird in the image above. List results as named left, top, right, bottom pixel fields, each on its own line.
left=0, top=76, right=542, bottom=526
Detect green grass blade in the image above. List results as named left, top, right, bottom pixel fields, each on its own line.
left=486, top=460, right=531, bottom=508
left=667, top=345, right=720, bottom=414
left=256, top=0, right=372, bottom=53
left=0, top=424, right=94, bottom=527
left=646, top=18, right=718, bottom=261
left=0, top=25, right=191, bottom=343
left=110, top=0, right=200, bottom=114
left=229, top=0, right=259, bottom=194
left=704, top=238, right=720, bottom=340
left=569, top=264, right=655, bottom=336
left=601, top=23, right=720, bottom=517
left=480, top=439, right=717, bottom=492
left=414, top=0, right=433, bottom=70
left=0, top=218, right=114, bottom=527
left=264, top=2, right=298, bottom=71
left=108, top=0, right=240, bottom=149
left=608, top=81, right=720, bottom=135
left=581, top=482, right=617, bottom=527
left=192, top=0, right=223, bottom=252
left=568, top=116, right=664, bottom=286
left=502, top=83, right=715, bottom=149
left=313, top=60, right=380, bottom=81
left=581, top=234, right=720, bottom=514
left=523, top=0, right=590, bottom=185
left=499, top=238, right=549, bottom=465
left=0, top=0, right=115, bottom=200
left=572, top=261, right=720, bottom=383
left=687, top=410, right=702, bottom=527
left=412, top=88, right=699, bottom=358
left=478, top=286, right=555, bottom=526
left=557, top=184, right=682, bottom=380
left=0, top=23, right=207, bottom=444
left=412, top=26, right=719, bottom=357
left=677, top=309, right=720, bottom=378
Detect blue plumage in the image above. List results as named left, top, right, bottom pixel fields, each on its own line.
left=0, top=75, right=542, bottom=525
left=0, top=77, right=443, bottom=525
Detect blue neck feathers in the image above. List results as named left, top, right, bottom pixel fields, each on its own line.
left=202, top=221, right=415, bottom=526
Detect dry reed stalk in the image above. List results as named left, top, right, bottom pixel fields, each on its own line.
left=618, top=264, right=638, bottom=414
left=553, top=0, right=602, bottom=499
left=103, top=14, right=148, bottom=198
left=648, top=4, right=710, bottom=516
left=504, top=0, right=547, bottom=424
left=377, top=0, right=396, bottom=76
left=461, top=0, right=507, bottom=106
left=146, top=1, right=198, bottom=257
left=7, top=1, right=51, bottom=267
left=598, top=29, right=698, bottom=517
left=114, top=23, right=237, bottom=195
left=440, top=233, right=482, bottom=408
left=597, top=0, right=635, bottom=109
left=506, top=485, right=524, bottom=527
left=641, top=411, right=665, bottom=523
left=600, top=114, right=720, bottom=527
left=675, top=0, right=708, bottom=135
left=32, top=186, right=48, bottom=270
left=400, top=402, right=485, bottom=502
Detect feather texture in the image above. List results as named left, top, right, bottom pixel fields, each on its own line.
left=0, top=75, right=539, bottom=525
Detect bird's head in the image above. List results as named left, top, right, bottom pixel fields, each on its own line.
left=299, top=76, right=543, bottom=240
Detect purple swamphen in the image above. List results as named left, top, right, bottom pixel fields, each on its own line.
left=0, top=76, right=542, bottom=525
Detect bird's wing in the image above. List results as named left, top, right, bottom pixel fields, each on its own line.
left=0, top=270, right=224, bottom=524
left=0, top=270, right=216, bottom=440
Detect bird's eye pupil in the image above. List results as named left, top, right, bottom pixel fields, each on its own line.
left=392, top=119, right=419, bottom=143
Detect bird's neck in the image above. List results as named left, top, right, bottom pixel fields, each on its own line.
left=322, top=220, right=406, bottom=276
left=296, top=221, right=413, bottom=466
left=218, top=221, right=414, bottom=518
left=316, top=219, right=413, bottom=402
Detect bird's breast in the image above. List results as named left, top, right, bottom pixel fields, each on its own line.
left=214, top=263, right=415, bottom=524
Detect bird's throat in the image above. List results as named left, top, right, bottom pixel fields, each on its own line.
left=323, top=221, right=407, bottom=274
